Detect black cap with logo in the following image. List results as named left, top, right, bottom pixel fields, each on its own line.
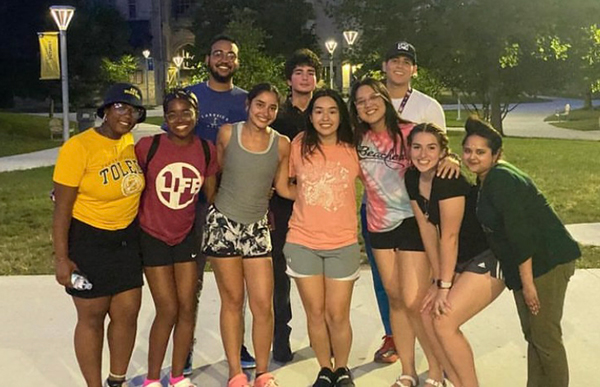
left=97, top=83, right=146, bottom=123
left=384, top=41, right=417, bottom=64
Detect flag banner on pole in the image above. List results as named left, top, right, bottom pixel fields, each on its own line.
left=38, top=32, right=60, bottom=80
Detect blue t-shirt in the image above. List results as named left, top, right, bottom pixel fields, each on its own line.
left=185, top=82, right=248, bottom=144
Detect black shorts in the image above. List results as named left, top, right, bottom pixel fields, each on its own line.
left=66, top=218, right=143, bottom=299
left=455, top=249, right=503, bottom=280
left=368, top=217, right=425, bottom=252
left=141, top=228, right=199, bottom=267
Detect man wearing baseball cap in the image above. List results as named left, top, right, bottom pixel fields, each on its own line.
left=383, top=41, right=445, bottom=129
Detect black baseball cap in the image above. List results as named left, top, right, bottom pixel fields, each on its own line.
left=97, top=83, right=146, bottom=123
left=384, top=41, right=417, bottom=64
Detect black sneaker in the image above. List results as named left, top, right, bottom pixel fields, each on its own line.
left=334, top=367, right=354, bottom=387
left=313, top=367, right=336, bottom=387
left=240, top=344, right=256, bottom=369
left=183, top=338, right=196, bottom=376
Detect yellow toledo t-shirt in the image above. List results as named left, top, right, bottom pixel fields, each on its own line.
left=53, top=129, right=145, bottom=230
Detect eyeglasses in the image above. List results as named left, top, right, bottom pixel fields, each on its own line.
left=111, top=102, right=143, bottom=119
left=211, top=50, right=238, bottom=61
left=354, top=93, right=382, bottom=109
left=165, top=110, right=195, bottom=122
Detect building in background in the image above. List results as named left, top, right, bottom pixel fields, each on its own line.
left=108, top=0, right=346, bottom=105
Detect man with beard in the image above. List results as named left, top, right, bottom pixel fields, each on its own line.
left=184, top=35, right=255, bottom=376
left=269, top=48, right=321, bottom=364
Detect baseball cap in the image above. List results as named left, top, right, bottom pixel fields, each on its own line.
left=385, top=41, right=417, bottom=64
left=97, top=83, right=146, bottom=123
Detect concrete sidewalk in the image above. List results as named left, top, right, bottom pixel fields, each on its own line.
left=1, top=269, right=599, bottom=386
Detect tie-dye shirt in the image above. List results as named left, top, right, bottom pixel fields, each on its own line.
left=287, top=133, right=360, bottom=249
left=357, top=123, right=414, bottom=233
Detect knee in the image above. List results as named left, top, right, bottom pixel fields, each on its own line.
left=156, top=302, right=179, bottom=326
left=325, top=309, right=349, bottom=330
left=384, top=287, right=403, bottom=310
left=250, top=298, right=273, bottom=321
left=222, top=293, right=245, bottom=313
left=177, top=300, right=196, bottom=323
left=432, top=315, right=458, bottom=336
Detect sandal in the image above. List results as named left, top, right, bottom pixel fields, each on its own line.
left=424, top=379, right=445, bottom=387
left=392, top=375, right=419, bottom=387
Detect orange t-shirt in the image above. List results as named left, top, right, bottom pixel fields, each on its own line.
left=286, top=134, right=360, bottom=250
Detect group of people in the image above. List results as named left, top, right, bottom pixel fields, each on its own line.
left=52, top=35, right=580, bottom=387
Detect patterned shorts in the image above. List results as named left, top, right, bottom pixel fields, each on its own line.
left=201, top=204, right=272, bottom=258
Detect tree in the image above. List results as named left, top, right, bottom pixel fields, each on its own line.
left=327, top=0, right=600, bottom=133
left=190, top=0, right=319, bottom=61
left=189, top=8, right=287, bottom=93
left=100, top=55, right=139, bottom=84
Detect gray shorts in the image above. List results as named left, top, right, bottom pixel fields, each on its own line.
left=283, top=242, right=361, bottom=280
left=455, top=248, right=503, bottom=280
left=201, top=205, right=272, bottom=258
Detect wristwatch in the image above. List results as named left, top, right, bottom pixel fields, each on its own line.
left=436, top=279, right=453, bottom=289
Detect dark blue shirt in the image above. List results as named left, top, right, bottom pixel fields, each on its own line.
left=185, top=82, right=248, bottom=144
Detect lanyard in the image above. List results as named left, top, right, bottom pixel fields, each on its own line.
left=397, top=88, right=413, bottom=115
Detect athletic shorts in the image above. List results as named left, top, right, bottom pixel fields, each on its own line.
left=368, top=217, right=425, bottom=251
left=140, top=228, right=199, bottom=267
left=455, top=248, right=503, bottom=280
left=201, top=204, right=271, bottom=258
left=66, top=218, right=143, bottom=299
left=284, top=242, right=361, bottom=280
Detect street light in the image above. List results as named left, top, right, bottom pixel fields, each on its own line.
left=343, top=30, right=359, bottom=90
left=50, top=5, right=75, bottom=141
left=325, top=40, right=338, bottom=89
left=142, top=49, right=150, bottom=105
left=173, top=55, right=183, bottom=86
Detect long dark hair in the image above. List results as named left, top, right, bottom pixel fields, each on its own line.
left=302, top=88, right=354, bottom=160
left=348, top=78, right=411, bottom=158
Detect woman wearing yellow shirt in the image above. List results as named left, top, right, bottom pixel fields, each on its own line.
left=52, top=83, right=146, bottom=387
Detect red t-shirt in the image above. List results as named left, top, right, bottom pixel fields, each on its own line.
left=135, top=134, right=218, bottom=245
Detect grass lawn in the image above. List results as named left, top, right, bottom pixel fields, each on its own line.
left=544, top=108, right=600, bottom=131
left=444, top=109, right=467, bottom=128
left=1, top=134, right=599, bottom=275
left=0, top=112, right=68, bottom=157
left=145, top=116, right=164, bottom=126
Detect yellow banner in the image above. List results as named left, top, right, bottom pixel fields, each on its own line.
left=38, top=32, right=60, bottom=80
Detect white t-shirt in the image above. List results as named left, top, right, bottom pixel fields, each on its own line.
left=392, top=88, right=446, bottom=131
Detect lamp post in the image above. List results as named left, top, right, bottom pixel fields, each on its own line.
left=325, top=40, right=338, bottom=89
left=50, top=5, right=75, bottom=141
left=142, top=49, right=150, bottom=105
left=343, top=31, right=358, bottom=89
left=173, top=55, right=183, bottom=86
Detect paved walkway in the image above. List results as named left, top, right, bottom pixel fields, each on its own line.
left=2, top=269, right=599, bottom=386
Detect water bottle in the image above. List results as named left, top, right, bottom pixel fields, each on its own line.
left=71, top=271, right=93, bottom=290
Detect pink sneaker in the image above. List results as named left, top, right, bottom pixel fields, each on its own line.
left=228, top=373, right=251, bottom=387
left=254, top=373, right=279, bottom=387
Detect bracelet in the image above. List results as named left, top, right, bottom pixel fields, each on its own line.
left=446, top=152, right=461, bottom=164
left=436, top=279, right=453, bottom=289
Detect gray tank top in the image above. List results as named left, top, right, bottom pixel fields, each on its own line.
left=215, top=122, right=280, bottom=224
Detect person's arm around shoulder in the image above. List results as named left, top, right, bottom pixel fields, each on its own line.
left=216, top=123, right=233, bottom=169
left=274, top=134, right=296, bottom=200
left=53, top=183, right=79, bottom=287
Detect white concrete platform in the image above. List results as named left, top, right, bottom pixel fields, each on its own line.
left=1, top=269, right=599, bottom=386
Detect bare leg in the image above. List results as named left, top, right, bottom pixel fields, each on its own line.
left=294, top=275, right=332, bottom=369
left=434, top=272, right=505, bottom=387
left=72, top=296, right=111, bottom=387
left=244, top=257, right=275, bottom=374
left=373, top=248, right=418, bottom=379
left=325, top=277, right=355, bottom=369
left=144, top=265, right=179, bottom=380
left=211, top=257, right=245, bottom=378
left=172, top=261, right=198, bottom=376
left=395, top=250, right=443, bottom=384
left=107, top=287, right=142, bottom=379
